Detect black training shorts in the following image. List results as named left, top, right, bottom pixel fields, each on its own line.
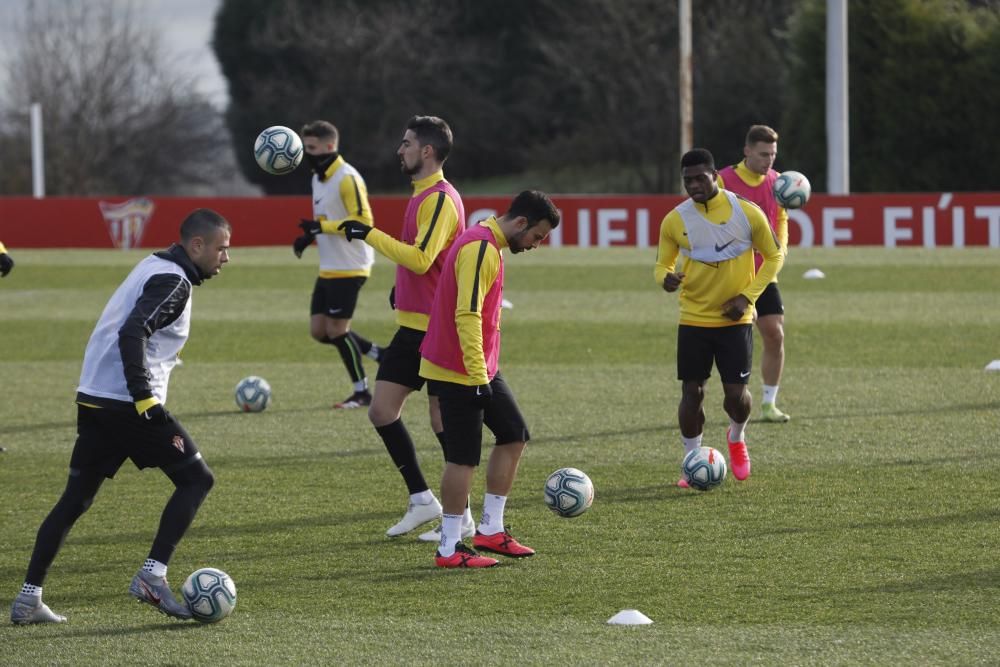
left=428, top=372, right=530, bottom=467
left=310, top=276, right=367, bottom=319
left=676, top=324, right=753, bottom=385
left=755, top=282, right=784, bottom=317
left=70, top=404, right=202, bottom=478
left=376, top=326, right=430, bottom=391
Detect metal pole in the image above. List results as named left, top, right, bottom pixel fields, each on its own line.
left=826, top=0, right=849, bottom=194
left=678, top=0, right=692, bottom=193
left=30, top=102, right=45, bottom=198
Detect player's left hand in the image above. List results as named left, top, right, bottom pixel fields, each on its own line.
left=722, top=295, right=751, bottom=321
left=0, top=253, right=13, bottom=277
left=338, top=220, right=372, bottom=241
left=298, top=219, right=322, bottom=235
left=292, top=234, right=314, bottom=258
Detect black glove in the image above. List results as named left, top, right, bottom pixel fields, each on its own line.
left=293, top=234, right=315, bottom=258
left=388, top=286, right=396, bottom=310
left=136, top=399, right=172, bottom=425
left=338, top=219, right=372, bottom=241
left=0, top=253, right=13, bottom=277
left=472, top=383, right=493, bottom=408
left=298, top=219, right=322, bottom=235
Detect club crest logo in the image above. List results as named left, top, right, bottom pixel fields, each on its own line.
left=98, top=198, right=155, bottom=249
left=171, top=435, right=185, bottom=453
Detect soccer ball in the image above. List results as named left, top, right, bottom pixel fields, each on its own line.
left=773, top=170, right=811, bottom=209
left=234, top=376, right=271, bottom=412
left=544, top=467, right=594, bottom=518
left=253, top=125, right=303, bottom=175
left=181, top=567, right=237, bottom=624
left=681, top=447, right=728, bottom=491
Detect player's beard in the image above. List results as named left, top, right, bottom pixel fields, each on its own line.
left=400, top=157, right=421, bottom=176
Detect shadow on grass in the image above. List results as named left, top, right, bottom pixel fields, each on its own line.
left=13, top=620, right=203, bottom=639
left=755, top=507, right=1000, bottom=537
left=758, top=400, right=1000, bottom=424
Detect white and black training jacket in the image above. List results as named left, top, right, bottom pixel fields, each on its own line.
left=76, top=245, right=207, bottom=410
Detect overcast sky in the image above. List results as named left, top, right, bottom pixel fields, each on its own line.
left=0, top=0, right=228, bottom=107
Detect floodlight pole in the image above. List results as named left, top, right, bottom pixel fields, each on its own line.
left=826, top=0, right=849, bottom=194
left=678, top=0, right=692, bottom=193
left=30, top=102, right=45, bottom=198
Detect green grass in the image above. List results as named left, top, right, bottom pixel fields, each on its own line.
left=1, top=246, right=999, bottom=665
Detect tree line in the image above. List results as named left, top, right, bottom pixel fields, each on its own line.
left=1, top=0, right=997, bottom=196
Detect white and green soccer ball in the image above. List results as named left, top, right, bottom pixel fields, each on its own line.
left=773, top=170, right=811, bottom=209
left=234, top=375, right=271, bottom=413
left=181, top=567, right=237, bottom=624
left=681, top=446, right=727, bottom=491
left=253, top=125, right=303, bottom=175
left=544, top=467, right=594, bottom=518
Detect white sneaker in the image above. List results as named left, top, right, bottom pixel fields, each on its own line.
left=386, top=497, right=442, bottom=537
left=10, top=593, right=67, bottom=624
left=417, top=514, right=476, bottom=542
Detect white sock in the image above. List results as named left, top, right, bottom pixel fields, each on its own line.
left=762, top=384, right=779, bottom=405
left=681, top=434, right=703, bottom=455
left=479, top=493, right=507, bottom=535
left=729, top=419, right=748, bottom=443
left=438, top=513, right=463, bottom=556
left=353, top=379, right=368, bottom=393
left=410, top=490, right=435, bottom=506
left=20, top=583, right=42, bottom=598
left=366, top=345, right=381, bottom=360
left=463, top=505, right=474, bottom=525
left=142, top=558, right=167, bottom=578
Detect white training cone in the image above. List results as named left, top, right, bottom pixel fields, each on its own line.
left=607, top=609, right=653, bottom=625
left=802, top=268, right=825, bottom=279
left=985, top=360, right=1000, bottom=372
left=501, top=298, right=514, bottom=309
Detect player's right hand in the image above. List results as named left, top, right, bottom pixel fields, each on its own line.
left=662, top=272, right=685, bottom=292
left=0, top=252, right=13, bottom=277
left=298, top=219, right=322, bottom=235
left=292, top=234, right=314, bottom=258
left=135, top=398, right=171, bottom=425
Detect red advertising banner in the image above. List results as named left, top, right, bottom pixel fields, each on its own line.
left=1, top=193, right=998, bottom=248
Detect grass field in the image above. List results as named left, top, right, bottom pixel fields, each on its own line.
left=1, top=245, right=999, bottom=665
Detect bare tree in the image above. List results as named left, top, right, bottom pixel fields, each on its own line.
left=0, top=0, right=233, bottom=195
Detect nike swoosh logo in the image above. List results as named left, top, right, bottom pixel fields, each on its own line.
left=139, top=580, right=161, bottom=604
left=328, top=308, right=343, bottom=314
left=739, top=371, right=751, bottom=378
left=714, top=240, right=735, bottom=252
left=314, top=198, right=322, bottom=205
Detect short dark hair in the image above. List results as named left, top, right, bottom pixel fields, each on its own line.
left=301, top=120, right=339, bottom=144
left=506, top=190, right=560, bottom=229
left=681, top=148, right=715, bottom=171
left=745, top=124, right=778, bottom=145
left=180, top=209, right=230, bottom=242
left=406, top=115, right=453, bottom=163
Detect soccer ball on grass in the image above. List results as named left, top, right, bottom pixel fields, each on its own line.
left=181, top=567, right=237, bottom=623
left=773, top=170, right=811, bottom=209
left=681, top=446, right=727, bottom=491
left=544, top=467, right=594, bottom=517
left=253, top=125, right=303, bottom=175
left=234, top=376, right=271, bottom=412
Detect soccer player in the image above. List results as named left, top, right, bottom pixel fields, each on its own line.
left=10, top=209, right=230, bottom=624
left=293, top=120, right=382, bottom=410
left=718, top=125, right=791, bottom=422
left=420, top=190, right=560, bottom=568
left=655, top=149, right=784, bottom=487
left=337, top=115, right=469, bottom=540
left=0, top=241, right=14, bottom=277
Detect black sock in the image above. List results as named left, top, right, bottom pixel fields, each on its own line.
left=331, top=333, right=366, bottom=385
left=349, top=331, right=373, bottom=355
left=149, top=460, right=215, bottom=564
left=376, top=419, right=428, bottom=494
